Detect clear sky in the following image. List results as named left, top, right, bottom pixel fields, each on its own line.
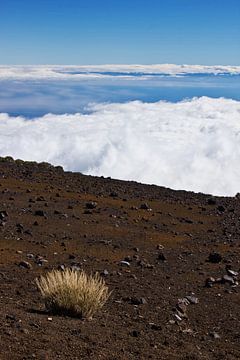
left=0, top=0, right=239, bottom=65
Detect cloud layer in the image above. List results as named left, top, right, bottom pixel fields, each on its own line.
left=1, top=97, right=240, bottom=196
left=0, top=64, right=240, bottom=81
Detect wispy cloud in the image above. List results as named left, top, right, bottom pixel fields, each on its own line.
left=0, top=64, right=240, bottom=81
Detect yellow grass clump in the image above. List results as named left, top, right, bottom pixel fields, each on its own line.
left=36, top=268, right=110, bottom=319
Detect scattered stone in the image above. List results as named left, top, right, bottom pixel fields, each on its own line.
left=226, top=269, right=238, bottom=277
left=109, top=191, right=118, bottom=197
left=208, top=252, right=222, bottom=263
left=36, top=257, right=48, bottom=266
left=34, top=210, right=46, bottom=217
left=18, top=261, right=32, bottom=270
left=71, top=264, right=81, bottom=271
left=182, top=328, right=193, bottom=334
left=217, top=205, right=225, bottom=212
left=58, top=264, right=65, bottom=271
left=36, top=196, right=45, bottom=201
left=130, top=297, right=147, bottom=305
left=85, top=202, right=97, bottom=209
left=16, top=223, right=24, bottom=233
left=210, top=331, right=220, bottom=339
left=130, top=330, right=140, bottom=337
left=140, top=203, right=152, bottom=211
left=207, top=197, right=216, bottom=205
left=157, top=252, right=166, bottom=262
left=205, top=277, right=216, bottom=288
left=101, top=269, right=109, bottom=277
left=150, top=323, right=161, bottom=331
left=176, top=302, right=187, bottom=315
left=185, top=295, right=199, bottom=304
left=221, top=275, right=235, bottom=285
left=84, top=210, right=92, bottom=214
left=124, top=256, right=132, bottom=262
left=119, top=260, right=131, bottom=267
left=174, top=313, right=183, bottom=321
left=0, top=210, right=8, bottom=220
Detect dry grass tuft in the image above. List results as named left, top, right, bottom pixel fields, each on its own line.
left=36, top=268, right=110, bottom=319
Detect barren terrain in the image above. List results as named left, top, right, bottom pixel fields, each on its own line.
left=0, top=157, right=240, bottom=359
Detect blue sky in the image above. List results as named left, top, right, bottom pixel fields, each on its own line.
left=0, top=0, right=239, bottom=65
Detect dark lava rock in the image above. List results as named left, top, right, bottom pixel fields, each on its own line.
left=207, top=197, right=217, bottom=205
left=217, top=205, right=225, bottom=212
left=124, top=256, right=132, bottom=262
left=130, top=297, right=147, bottom=305
left=0, top=211, right=8, bottom=220
left=150, top=324, right=162, bottom=331
left=205, top=277, right=216, bottom=288
left=34, top=210, right=46, bottom=217
left=140, top=203, right=151, bottom=210
left=157, top=252, right=166, bottom=262
left=18, top=261, right=32, bottom=270
left=130, top=330, right=141, bottom=337
left=208, top=252, right=222, bottom=263
left=85, top=202, right=98, bottom=209
left=109, top=191, right=118, bottom=198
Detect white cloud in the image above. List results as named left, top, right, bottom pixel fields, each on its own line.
left=0, top=64, right=239, bottom=80
left=0, top=97, right=240, bottom=196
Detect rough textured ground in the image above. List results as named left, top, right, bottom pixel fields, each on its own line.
left=0, top=157, right=240, bottom=359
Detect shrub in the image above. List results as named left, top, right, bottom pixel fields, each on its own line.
left=36, top=268, right=110, bottom=319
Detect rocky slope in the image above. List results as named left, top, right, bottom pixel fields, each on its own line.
left=0, top=157, right=240, bottom=359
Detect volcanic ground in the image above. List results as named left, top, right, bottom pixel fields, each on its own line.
left=0, top=157, right=240, bottom=359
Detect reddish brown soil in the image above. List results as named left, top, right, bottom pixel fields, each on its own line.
left=0, top=157, right=240, bottom=359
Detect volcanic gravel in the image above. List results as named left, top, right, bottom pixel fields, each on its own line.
left=0, top=157, right=240, bottom=359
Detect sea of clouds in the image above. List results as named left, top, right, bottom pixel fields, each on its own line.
left=1, top=96, right=240, bottom=196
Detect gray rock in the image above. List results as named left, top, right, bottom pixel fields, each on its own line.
left=101, top=269, right=109, bottom=276
left=185, top=295, right=199, bottom=304
left=119, top=260, right=131, bottom=267
left=222, top=275, right=235, bottom=285
left=210, top=331, right=220, bottom=339
left=205, top=277, right=216, bottom=287
left=18, top=261, right=32, bottom=270
left=226, top=269, right=238, bottom=277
